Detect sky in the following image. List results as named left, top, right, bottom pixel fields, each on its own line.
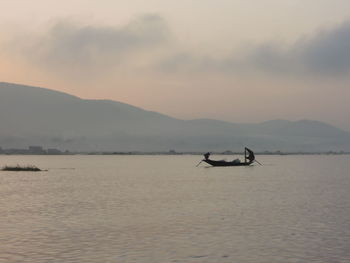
left=1, top=0, right=350, bottom=131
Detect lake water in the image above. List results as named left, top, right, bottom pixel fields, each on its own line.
left=0, top=155, right=350, bottom=263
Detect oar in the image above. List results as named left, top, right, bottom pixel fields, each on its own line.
left=196, top=160, right=203, bottom=167
left=254, top=160, right=262, bottom=165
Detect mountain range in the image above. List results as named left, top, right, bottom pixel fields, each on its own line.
left=1, top=82, right=349, bottom=152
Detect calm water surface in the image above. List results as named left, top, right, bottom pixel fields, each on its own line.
left=0, top=155, right=350, bottom=263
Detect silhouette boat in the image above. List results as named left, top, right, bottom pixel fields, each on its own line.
left=198, top=148, right=258, bottom=167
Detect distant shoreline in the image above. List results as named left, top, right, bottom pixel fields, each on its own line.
left=1, top=151, right=349, bottom=156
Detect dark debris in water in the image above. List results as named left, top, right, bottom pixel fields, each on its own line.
left=190, top=255, right=209, bottom=258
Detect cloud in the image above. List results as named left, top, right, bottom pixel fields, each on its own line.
left=250, top=20, right=350, bottom=75
left=4, top=16, right=350, bottom=79
left=6, top=14, right=170, bottom=71
left=158, top=20, right=350, bottom=77
left=299, top=21, right=350, bottom=74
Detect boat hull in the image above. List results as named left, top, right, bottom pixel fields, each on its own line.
left=203, top=159, right=252, bottom=167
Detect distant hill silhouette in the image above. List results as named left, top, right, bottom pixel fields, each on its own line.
left=1, top=82, right=350, bottom=152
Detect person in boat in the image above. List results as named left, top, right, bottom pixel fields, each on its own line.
left=245, top=148, right=255, bottom=163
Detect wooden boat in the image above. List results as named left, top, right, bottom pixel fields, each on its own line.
left=199, top=148, right=256, bottom=167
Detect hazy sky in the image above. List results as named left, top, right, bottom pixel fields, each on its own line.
left=1, top=0, right=350, bottom=130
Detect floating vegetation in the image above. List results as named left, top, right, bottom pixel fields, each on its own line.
left=2, top=165, right=42, bottom=172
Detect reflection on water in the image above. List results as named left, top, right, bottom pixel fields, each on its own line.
left=0, top=155, right=350, bottom=263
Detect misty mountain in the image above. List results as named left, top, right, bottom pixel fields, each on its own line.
left=1, top=82, right=350, bottom=152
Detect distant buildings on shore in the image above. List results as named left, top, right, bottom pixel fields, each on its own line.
left=0, top=146, right=70, bottom=155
